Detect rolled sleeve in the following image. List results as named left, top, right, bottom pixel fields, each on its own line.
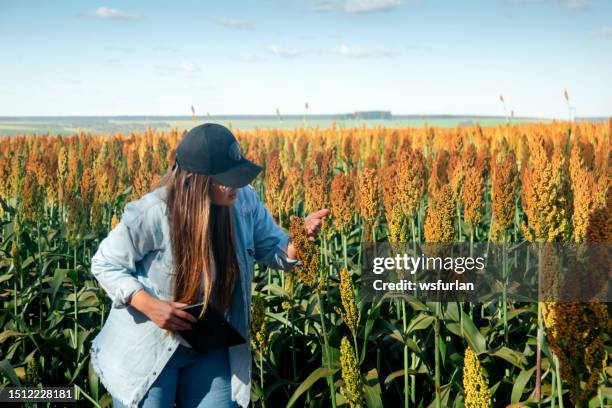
left=91, top=201, right=162, bottom=309
left=250, top=188, right=300, bottom=271
left=91, top=221, right=146, bottom=309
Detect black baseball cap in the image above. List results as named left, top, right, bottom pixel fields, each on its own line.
left=174, top=123, right=263, bottom=188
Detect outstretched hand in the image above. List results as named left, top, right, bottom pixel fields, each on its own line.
left=304, top=208, right=331, bottom=241
left=286, top=208, right=331, bottom=260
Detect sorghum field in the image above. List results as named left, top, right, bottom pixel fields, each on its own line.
left=0, top=122, right=610, bottom=407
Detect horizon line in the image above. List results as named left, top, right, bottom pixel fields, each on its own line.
left=1, top=113, right=609, bottom=120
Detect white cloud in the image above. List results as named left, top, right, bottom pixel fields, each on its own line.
left=311, top=0, right=410, bottom=14
left=103, top=45, right=134, bottom=53
left=236, top=53, right=262, bottom=62
left=267, top=45, right=300, bottom=58
left=82, top=7, right=142, bottom=20
left=179, top=62, right=200, bottom=73
left=312, top=0, right=338, bottom=11
left=153, top=46, right=179, bottom=53
left=508, top=0, right=590, bottom=9
left=333, top=43, right=395, bottom=58
left=153, top=62, right=201, bottom=77
left=595, top=26, right=612, bottom=37
left=507, top=0, right=545, bottom=4
left=555, top=0, right=589, bottom=10
left=216, top=17, right=255, bottom=30
left=343, top=0, right=405, bottom=13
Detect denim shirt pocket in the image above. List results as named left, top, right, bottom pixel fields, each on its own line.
left=160, top=249, right=174, bottom=274
left=143, top=249, right=174, bottom=300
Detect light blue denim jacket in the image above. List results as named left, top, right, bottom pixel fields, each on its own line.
left=89, top=184, right=298, bottom=408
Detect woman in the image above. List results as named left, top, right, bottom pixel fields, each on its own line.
left=89, top=123, right=329, bottom=408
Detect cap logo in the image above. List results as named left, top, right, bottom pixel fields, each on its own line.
left=228, top=142, right=242, bottom=161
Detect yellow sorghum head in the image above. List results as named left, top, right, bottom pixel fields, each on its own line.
left=250, top=296, right=268, bottom=352
left=0, top=153, right=9, bottom=204
left=264, top=149, right=283, bottom=220
left=585, top=182, right=612, bottom=244
left=20, top=170, right=45, bottom=224
left=396, top=148, right=427, bottom=217
left=91, top=197, right=104, bottom=232
left=284, top=270, right=293, bottom=294
left=95, top=161, right=117, bottom=205
left=520, top=136, right=571, bottom=242
left=330, top=172, right=355, bottom=233
left=381, top=162, right=404, bottom=243
left=357, top=167, right=380, bottom=225
left=334, top=268, right=360, bottom=333
left=66, top=145, right=83, bottom=199
left=56, top=146, right=68, bottom=201
left=462, top=157, right=487, bottom=230
left=543, top=300, right=608, bottom=405
left=289, top=215, right=320, bottom=289
left=340, top=336, right=364, bottom=408
left=279, top=164, right=303, bottom=217
left=428, top=150, right=450, bottom=194
left=11, top=241, right=20, bottom=271
left=569, top=140, right=596, bottom=243
left=316, top=272, right=327, bottom=293
left=538, top=243, right=561, bottom=302
left=463, top=347, right=492, bottom=408
left=10, top=151, right=26, bottom=200
left=79, top=167, right=95, bottom=205
left=303, top=166, right=327, bottom=215
left=491, top=150, right=518, bottom=242
left=132, top=169, right=152, bottom=201
left=424, top=184, right=455, bottom=244
left=448, top=151, right=465, bottom=204
left=25, top=358, right=40, bottom=387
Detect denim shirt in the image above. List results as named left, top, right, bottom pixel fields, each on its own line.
left=89, top=184, right=298, bottom=408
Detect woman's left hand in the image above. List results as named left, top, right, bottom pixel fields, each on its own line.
left=304, top=208, right=330, bottom=241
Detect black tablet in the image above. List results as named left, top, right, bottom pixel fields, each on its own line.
left=177, top=302, right=246, bottom=354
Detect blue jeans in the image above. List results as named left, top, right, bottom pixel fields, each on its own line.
left=112, top=345, right=238, bottom=408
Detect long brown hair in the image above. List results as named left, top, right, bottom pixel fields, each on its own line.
left=150, top=163, right=239, bottom=319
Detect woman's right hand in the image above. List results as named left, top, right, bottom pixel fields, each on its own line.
left=131, top=290, right=198, bottom=331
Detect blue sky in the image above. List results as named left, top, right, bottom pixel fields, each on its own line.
left=1, top=0, right=610, bottom=117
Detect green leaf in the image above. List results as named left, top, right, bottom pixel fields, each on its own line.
left=0, top=359, right=22, bottom=386
left=260, top=283, right=290, bottom=298
left=407, top=314, right=435, bottom=333
left=287, top=367, right=339, bottom=408
left=88, top=359, right=99, bottom=401
left=0, top=330, right=24, bottom=344
left=0, top=273, right=13, bottom=284
left=488, top=347, right=527, bottom=369
left=323, top=346, right=340, bottom=368
left=51, top=268, right=68, bottom=306
left=384, top=368, right=419, bottom=385
left=439, top=336, right=447, bottom=366
left=364, top=383, right=383, bottom=408
left=445, top=311, right=486, bottom=354
left=511, top=366, right=536, bottom=403
left=364, top=368, right=383, bottom=408
left=21, top=256, right=36, bottom=270
left=360, top=301, right=381, bottom=363
left=67, top=268, right=78, bottom=286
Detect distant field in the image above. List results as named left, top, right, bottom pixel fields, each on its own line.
left=0, top=115, right=559, bottom=136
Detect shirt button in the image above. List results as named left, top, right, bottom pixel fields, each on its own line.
left=153, top=371, right=157, bottom=375
left=168, top=347, right=172, bottom=351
